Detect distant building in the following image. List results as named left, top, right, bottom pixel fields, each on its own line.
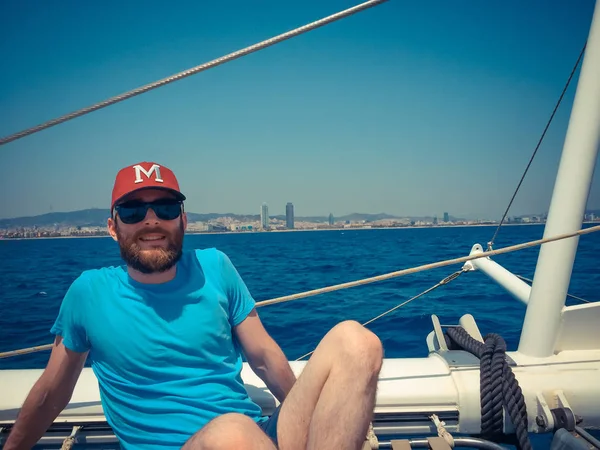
left=261, top=203, right=269, bottom=229
left=329, top=213, right=334, bottom=226
left=443, top=212, right=449, bottom=222
left=286, top=203, right=294, bottom=229
left=433, top=216, right=438, bottom=225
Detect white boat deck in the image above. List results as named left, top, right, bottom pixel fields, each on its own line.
left=2, top=348, right=600, bottom=447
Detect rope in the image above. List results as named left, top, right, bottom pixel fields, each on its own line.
left=430, top=414, right=455, bottom=448
left=0, top=343, right=54, bottom=359
left=256, top=224, right=600, bottom=308
left=487, top=42, right=587, bottom=251
left=366, top=422, right=379, bottom=449
left=515, top=274, right=592, bottom=304
left=445, top=327, right=531, bottom=450
left=0, top=0, right=388, bottom=147
left=1, top=224, right=599, bottom=360
left=574, top=426, right=600, bottom=448
left=295, top=269, right=466, bottom=361
left=60, top=426, right=81, bottom=450
left=61, top=436, right=75, bottom=450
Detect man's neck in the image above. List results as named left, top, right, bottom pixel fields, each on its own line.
left=128, top=265, right=177, bottom=284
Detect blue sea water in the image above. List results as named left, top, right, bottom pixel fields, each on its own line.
left=1, top=224, right=599, bottom=448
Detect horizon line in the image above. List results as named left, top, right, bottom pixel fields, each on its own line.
left=0, top=206, right=573, bottom=223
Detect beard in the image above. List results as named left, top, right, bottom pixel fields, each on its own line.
left=115, top=221, right=184, bottom=274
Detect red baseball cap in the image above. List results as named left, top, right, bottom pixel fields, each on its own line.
left=111, top=162, right=186, bottom=210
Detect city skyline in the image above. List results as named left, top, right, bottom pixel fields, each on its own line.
left=4, top=203, right=578, bottom=240
left=2, top=199, right=578, bottom=227
left=1, top=2, right=598, bottom=220
left=4, top=199, right=598, bottom=239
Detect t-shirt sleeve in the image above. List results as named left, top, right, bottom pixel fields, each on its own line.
left=218, top=250, right=256, bottom=327
left=50, top=274, right=91, bottom=353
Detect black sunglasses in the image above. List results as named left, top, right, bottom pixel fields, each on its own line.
left=114, top=198, right=183, bottom=224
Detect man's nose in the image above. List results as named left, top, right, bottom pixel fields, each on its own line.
left=143, top=207, right=160, bottom=224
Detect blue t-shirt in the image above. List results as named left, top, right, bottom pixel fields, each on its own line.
left=50, top=248, right=264, bottom=449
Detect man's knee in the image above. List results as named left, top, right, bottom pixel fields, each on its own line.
left=184, top=413, right=259, bottom=450
left=329, top=320, right=383, bottom=371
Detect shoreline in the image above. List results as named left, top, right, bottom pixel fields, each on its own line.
left=0, top=221, right=576, bottom=241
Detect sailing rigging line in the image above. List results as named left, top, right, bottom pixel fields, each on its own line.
left=487, top=42, right=588, bottom=251
left=2, top=224, right=599, bottom=360
left=294, top=269, right=467, bottom=361
left=255, top=223, right=600, bottom=308
left=0, top=0, right=388, bottom=147
left=515, top=274, right=592, bottom=303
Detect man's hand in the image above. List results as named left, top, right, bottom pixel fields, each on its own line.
left=234, top=309, right=296, bottom=403
left=4, top=336, right=88, bottom=450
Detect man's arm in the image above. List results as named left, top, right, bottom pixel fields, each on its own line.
left=4, top=335, right=88, bottom=450
left=234, top=309, right=296, bottom=403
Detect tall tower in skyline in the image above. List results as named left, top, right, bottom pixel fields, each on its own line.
left=444, top=212, right=449, bottom=222
left=286, top=202, right=294, bottom=229
left=260, top=203, right=269, bottom=229
left=328, top=213, right=334, bottom=226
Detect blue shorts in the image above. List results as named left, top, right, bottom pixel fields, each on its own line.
left=258, top=405, right=281, bottom=446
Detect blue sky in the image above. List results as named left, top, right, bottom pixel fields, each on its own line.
left=0, top=0, right=598, bottom=220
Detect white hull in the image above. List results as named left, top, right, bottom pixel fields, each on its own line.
left=2, top=311, right=600, bottom=446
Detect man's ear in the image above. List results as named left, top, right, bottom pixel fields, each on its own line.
left=107, top=217, right=118, bottom=242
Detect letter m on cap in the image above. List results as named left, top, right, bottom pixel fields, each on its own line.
left=133, top=164, right=164, bottom=184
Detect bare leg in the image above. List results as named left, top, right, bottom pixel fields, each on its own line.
left=182, top=413, right=276, bottom=450
left=277, top=320, right=383, bottom=450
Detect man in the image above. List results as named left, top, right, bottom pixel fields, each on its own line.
left=5, top=162, right=383, bottom=450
